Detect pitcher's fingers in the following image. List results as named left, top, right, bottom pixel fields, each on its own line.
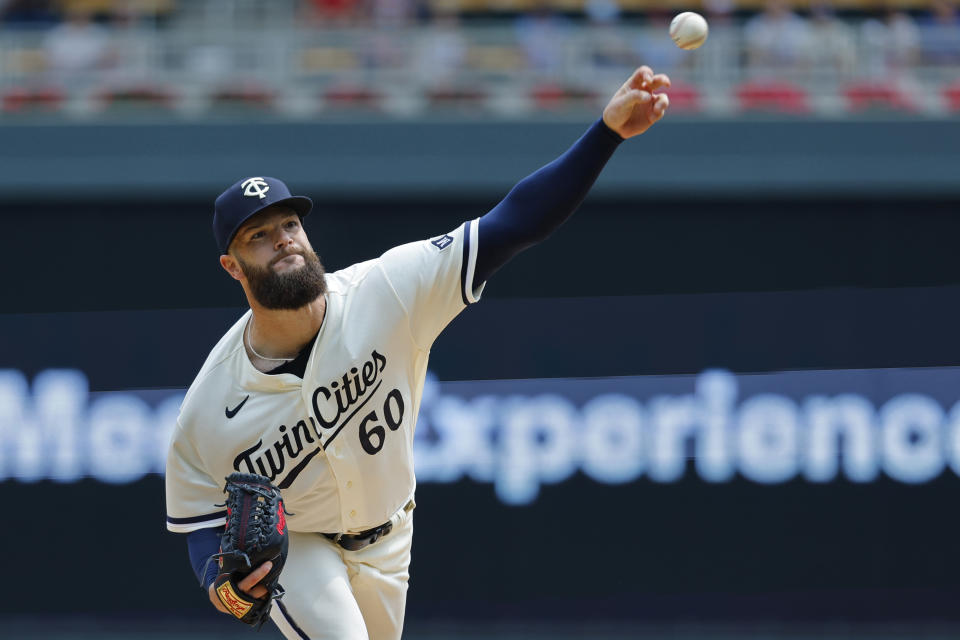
left=238, top=561, right=273, bottom=591
left=653, top=93, right=670, bottom=118
left=624, top=66, right=654, bottom=91
left=647, top=73, right=672, bottom=92
left=627, top=88, right=653, bottom=104
left=246, top=584, right=269, bottom=599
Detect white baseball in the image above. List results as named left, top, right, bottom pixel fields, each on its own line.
left=669, top=12, right=709, bottom=50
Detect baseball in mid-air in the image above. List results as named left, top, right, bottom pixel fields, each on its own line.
left=669, top=12, right=709, bottom=50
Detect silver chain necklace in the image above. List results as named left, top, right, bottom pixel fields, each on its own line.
left=245, top=320, right=295, bottom=362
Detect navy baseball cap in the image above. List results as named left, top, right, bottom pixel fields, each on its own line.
left=213, top=176, right=313, bottom=254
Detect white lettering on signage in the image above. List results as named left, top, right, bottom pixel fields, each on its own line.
left=2, top=368, right=960, bottom=504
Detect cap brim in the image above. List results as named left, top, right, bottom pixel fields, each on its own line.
left=275, top=195, right=313, bottom=219
left=223, top=195, right=315, bottom=254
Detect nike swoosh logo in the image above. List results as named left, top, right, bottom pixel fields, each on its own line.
left=225, top=395, right=250, bottom=419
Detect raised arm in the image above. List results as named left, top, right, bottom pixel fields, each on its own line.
left=474, top=66, right=670, bottom=288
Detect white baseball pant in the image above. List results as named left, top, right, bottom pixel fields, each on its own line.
left=269, top=505, right=414, bottom=640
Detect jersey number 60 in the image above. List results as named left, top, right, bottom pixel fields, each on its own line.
left=358, top=389, right=405, bottom=455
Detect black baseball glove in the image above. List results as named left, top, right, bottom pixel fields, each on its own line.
left=212, top=472, right=290, bottom=629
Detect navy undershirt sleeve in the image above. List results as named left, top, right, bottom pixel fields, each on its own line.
left=187, top=121, right=621, bottom=587
left=473, top=118, right=623, bottom=289
left=187, top=526, right=222, bottom=589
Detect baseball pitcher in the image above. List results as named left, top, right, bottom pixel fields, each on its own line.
left=165, top=67, right=671, bottom=640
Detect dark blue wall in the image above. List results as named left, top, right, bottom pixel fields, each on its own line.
left=1, top=118, right=958, bottom=199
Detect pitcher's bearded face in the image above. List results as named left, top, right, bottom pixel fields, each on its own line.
left=237, top=249, right=328, bottom=310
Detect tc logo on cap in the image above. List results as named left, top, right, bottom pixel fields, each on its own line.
left=241, top=177, right=270, bottom=200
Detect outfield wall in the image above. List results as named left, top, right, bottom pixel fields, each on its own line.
left=0, top=117, right=958, bottom=200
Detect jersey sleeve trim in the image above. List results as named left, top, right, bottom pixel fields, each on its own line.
left=166, top=510, right=227, bottom=533
left=460, top=219, right=483, bottom=305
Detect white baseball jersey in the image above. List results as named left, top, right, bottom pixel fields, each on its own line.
left=165, top=220, right=483, bottom=535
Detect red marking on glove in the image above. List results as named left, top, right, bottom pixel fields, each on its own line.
left=277, top=500, right=286, bottom=535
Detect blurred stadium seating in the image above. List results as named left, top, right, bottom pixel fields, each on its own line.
left=0, top=0, right=957, bottom=118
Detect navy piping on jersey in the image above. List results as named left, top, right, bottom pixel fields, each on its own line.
left=277, top=599, right=311, bottom=639
left=460, top=219, right=472, bottom=306
left=168, top=510, right=228, bottom=526
left=473, top=118, right=622, bottom=290
left=266, top=116, right=619, bottom=373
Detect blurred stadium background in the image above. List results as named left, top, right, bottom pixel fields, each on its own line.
left=0, top=0, right=959, bottom=117
left=2, top=0, right=960, bottom=638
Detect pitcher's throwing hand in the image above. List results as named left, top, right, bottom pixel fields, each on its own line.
left=603, top=65, right=671, bottom=139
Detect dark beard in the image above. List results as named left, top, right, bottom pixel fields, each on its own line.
left=237, top=250, right=328, bottom=310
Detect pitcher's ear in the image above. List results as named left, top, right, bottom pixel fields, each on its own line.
left=220, top=254, right=244, bottom=281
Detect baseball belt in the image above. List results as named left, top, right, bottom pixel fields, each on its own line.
left=322, top=499, right=414, bottom=552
